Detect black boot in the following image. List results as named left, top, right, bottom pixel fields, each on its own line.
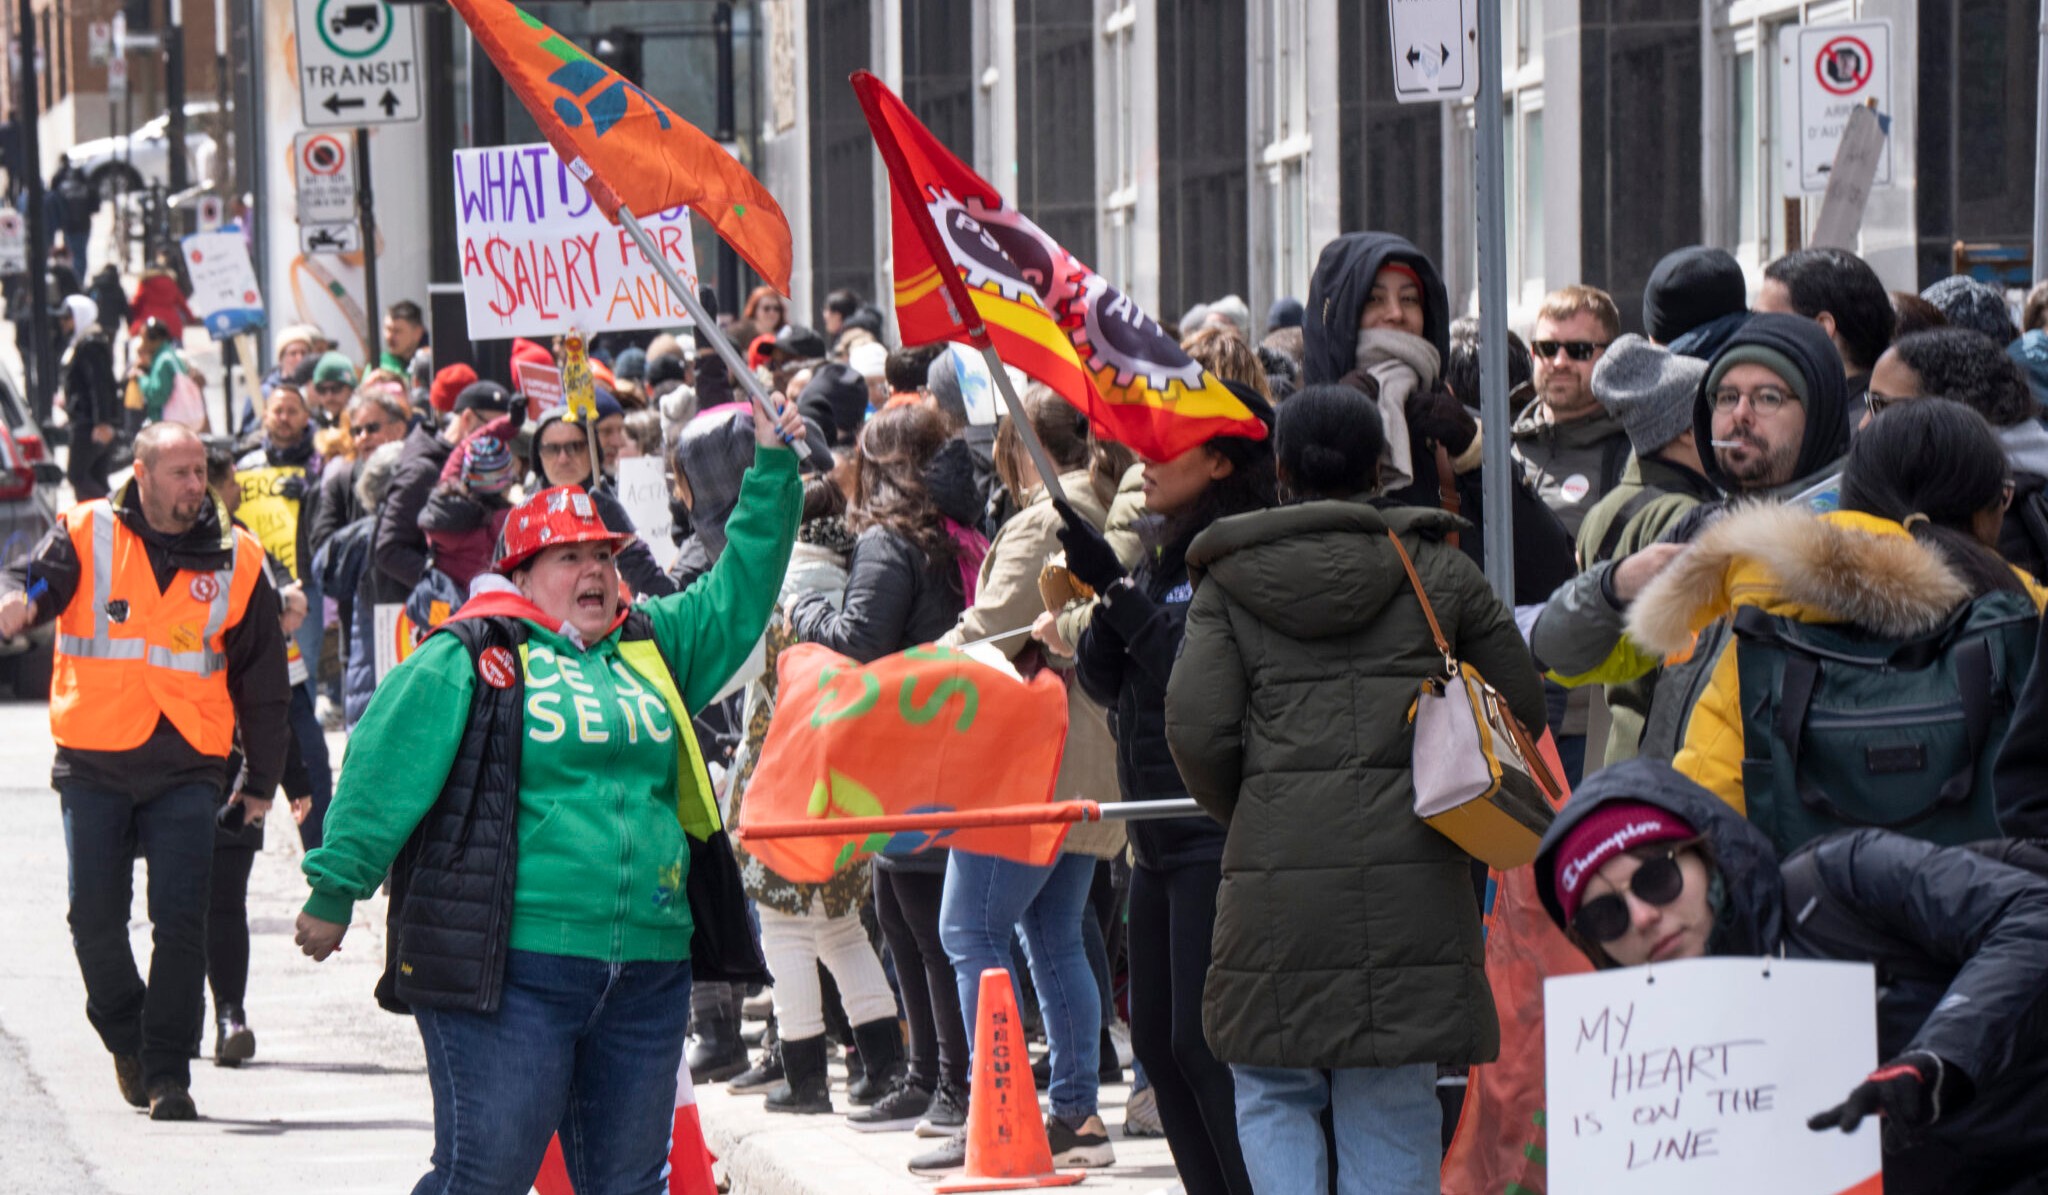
left=847, top=1018, right=905, bottom=1106
left=214, top=1004, right=256, bottom=1068
left=687, top=1014, right=748, bottom=1084
left=729, top=1037, right=784, bottom=1094
left=765, top=1035, right=833, bottom=1114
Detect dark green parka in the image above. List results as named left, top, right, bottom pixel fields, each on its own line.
left=1165, top=498, right=1547, bottom=1070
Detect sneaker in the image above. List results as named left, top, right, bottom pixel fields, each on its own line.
left=847, top=1076, right=932, bottom=1132
left=1108, top=1022, right=1134, bottom=1069
left=147, top=1080, right=197, bottom=1121
left=1046, top=1113, right=1115, bottom=1168
left=906, top=1131, right=967, bottom=1176
left=112, top=1054, right=147, bottom=1109
left=913, top=1079, right=968, bottom=1137
left=1122, top=1083, right=1165, bottom=1138
left=728, top=1048, right=785, bottom=1094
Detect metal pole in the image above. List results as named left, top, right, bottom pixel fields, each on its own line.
left=356, top=127, right=379, bottom=365
left=17, top=0, right=51, bottom=422
left=1474, top=0, right=1515, bottom=602
left=2034, top=0, right=2048, bottom=279
left=165, top=0, right=188, bottom=232
left=978, top=344, right=1069, bottom=506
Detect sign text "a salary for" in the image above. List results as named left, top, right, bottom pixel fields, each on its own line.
left=453, top=142, right=700, bottom=341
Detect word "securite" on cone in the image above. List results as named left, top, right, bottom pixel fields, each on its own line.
left=936, top=967, right=1086, bottom=1192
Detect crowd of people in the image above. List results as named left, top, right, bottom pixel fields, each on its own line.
left=5, top=230, right=2048, bottom=1195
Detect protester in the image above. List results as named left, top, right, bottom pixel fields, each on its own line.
left=1920, top=275, right=2019, bottom=345
left=308, top=387, right=408, bottom=560
left=1536, top=758, right=2048, bottom=1195
left=1265, top=296, right=1303, bottom=334
left=1641, top=246, right=1749, bottom=360
left=57, top=293, right=119, bottom=501
left=372, top=379, right=512, bottom=603
left=526, top=404, right=677, bottom=599
left=1512, top=286, right=1631, bottom=537
left=1759, top=247, right=1895, bottom=406
left=294, top=396, right=801, bottom=1190
left=823, top=289, right=883, bottom=360
left=127, top=250, right=196, bottom=340
left=418, top=428, right=519, bottom=593
left=50, top=153, right=96, bottom=278
left=1047, top=381, right=1276, bottom=1195
left=1623, top=398, right=2044, bottom=842
left=1892, top=291, right=1950, bottom=339
left=129, top=317, right=188, bottom=432
left=799, top=360, right=872, bottom=449
left=742, top=286, right=789, bottom=344
left=379, top=300, right=428, bottom=373
left=315, top=439, right=405, bottom=729
left=308, top=353, right=358, bottom=427
left=0, top=423, right=289, bottom=1120
left=1162, top=384, right=1543, bottom=1195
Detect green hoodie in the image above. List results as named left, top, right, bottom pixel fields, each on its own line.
left=302, top=448, right=801, bottom=963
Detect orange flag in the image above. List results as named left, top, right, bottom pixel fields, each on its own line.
left=849, top=71, right=1266, bottom=463
left=737, top=643, right=1072, bottom=883
left=447, top=0, right=792, bottom=292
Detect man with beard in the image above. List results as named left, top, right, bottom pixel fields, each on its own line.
left=1512, top=285, right=1632, bottom=538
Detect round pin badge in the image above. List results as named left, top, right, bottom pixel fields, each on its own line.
left=188, top=574, right=221, bottom=602
left=477, top=645, right=519, bottom=690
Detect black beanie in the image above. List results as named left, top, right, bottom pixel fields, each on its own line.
left=1642, top=247, right=1748, bottom=346
left=799, top=361, right=869, bottom=447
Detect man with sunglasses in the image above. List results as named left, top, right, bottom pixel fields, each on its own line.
left=1536, top=758, right=2048, bottom=1195
left=308, top=388, right=411, bottom=565
left=1511, top=286, right=1632, bottom=538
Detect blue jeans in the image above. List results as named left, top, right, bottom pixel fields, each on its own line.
left=940, top=851, right=1100, bottom=1120
left=1233, top=1063, right=1440, bottom=1195
left=60, top=780, right=216, bottom=1090
left=411, top=949, right=691, bottom=1195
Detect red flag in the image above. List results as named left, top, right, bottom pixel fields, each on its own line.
left=533, top=1054, right=717, bottom=1195
left=849, top=71, right=1266, bottom=463
left=737, top=643, right=1072, bottom=882
left=447, top=0, right=792, bottom=292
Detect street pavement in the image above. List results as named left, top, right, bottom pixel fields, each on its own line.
left=0, top=694, right=1185, bottom=1193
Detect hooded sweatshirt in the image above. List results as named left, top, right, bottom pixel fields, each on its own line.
left=1303, top=233, right=1452, bottom=385
left=1690, top=312, right=1852, bottom=504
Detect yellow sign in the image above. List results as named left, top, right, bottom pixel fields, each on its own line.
left=560, top=331, right=597, bottom=422
left=237, top=466, right=305, bottom=578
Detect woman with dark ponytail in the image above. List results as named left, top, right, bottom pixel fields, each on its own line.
left=1163, top=384, right=1546, bottom=1194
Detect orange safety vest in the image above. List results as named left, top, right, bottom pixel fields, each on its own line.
left=49, top=500, right=265, bottom=757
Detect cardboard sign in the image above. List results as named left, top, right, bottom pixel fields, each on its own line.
left=453, top=142, right=700, bottom=340
left=181, top=232, right=267, bottom=339
left=615, top=454, right=677, bottom=571
left=236, top=466, right=305, bottom=578
left=372, top=603, right=424, bottom=681
left=514, top=360, right=563, bottom=411
left=1544, top=957, right=1882, bottom=1195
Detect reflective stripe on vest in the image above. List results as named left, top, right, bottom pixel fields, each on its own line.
left=54, top=505, right=233, bottom=677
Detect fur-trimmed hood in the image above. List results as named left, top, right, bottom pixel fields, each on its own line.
left=1626, top=504, right=1971, bottom=655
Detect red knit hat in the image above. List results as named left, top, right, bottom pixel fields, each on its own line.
left=1550, top=801, right=1697, bottom=922
left=511, top=338, right=554, bottom=369
left=493, top=486, right=636, bottom=575
left=429, top=363, right=477, bottom=415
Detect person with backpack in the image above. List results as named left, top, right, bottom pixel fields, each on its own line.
left=294, top=397, right=804, bottom=1193
left=50, top=154, right=96, bottom=279
left=1622, top=398, right=2045, bottom=854
left=1535, top=758, right=2048, bottom=1195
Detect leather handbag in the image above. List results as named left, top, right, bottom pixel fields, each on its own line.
left=1385, top=530, right=1562, bottom=869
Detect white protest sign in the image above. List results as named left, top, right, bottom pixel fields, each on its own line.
left=180, top=232, right=266, bottom=339
left=944, top=344, right=1000, bottom=427
left=453, top=142, right=700, bottom=341
left=1544, top=957, right=1882, bottom=1194
left=616, top=455, right=678, bottom=570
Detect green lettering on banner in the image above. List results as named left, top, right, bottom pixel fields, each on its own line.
left=811, top=668, right=880, bottom=726
left=898, top=675, right=979, bottom=731
left=903, top=643, right=966, bottom=662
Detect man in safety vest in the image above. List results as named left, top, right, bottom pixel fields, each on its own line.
left=0, top=422, right=290, bottom=1121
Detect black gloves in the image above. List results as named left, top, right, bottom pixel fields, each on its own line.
left=1052, top=499, right=1127, bottom=592
left=1406, top=387, right=1478, bottom=457
left=278, top=474, right=308, bottom=502
left=1808, top=1052, right=1952, bottom=1134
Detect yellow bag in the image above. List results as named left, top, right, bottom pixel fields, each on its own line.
left=124, top=377, right=144, bottom=410
left=1386, top=530, right=1562, bottom=870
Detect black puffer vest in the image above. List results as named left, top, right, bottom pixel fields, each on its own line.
left=374, top=612, right=770, bottom=1015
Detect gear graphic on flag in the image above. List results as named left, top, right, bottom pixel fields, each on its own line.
left=925, top=188, right=1065, bottom=308
left=1068, top=271, right=1209, bottom=393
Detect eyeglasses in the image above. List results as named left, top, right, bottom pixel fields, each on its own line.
left=539, top=439, right=590, bottom=460
left=350, top=419, right=388, bottom=438
left=1710, top=385, right=1797, bottom=413
left=1531, top=340, right=1610, bottom=362
left=1864, top=390, right=1917, bottom=418
left=313, top=381, right=353, bottom=395
left=1571, top=851, right=1686, bottom=943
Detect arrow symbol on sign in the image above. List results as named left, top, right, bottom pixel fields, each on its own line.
left=1406, top=46, right=1422, bottom=67
left=322, top=94, right=366, bottom=115
left=378, top=90, right=400, bottom=117
left=1439, top=42, right=1451, bottom=64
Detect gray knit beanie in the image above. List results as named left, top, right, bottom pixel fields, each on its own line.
left=1592, top=335, right=1707, bottom=455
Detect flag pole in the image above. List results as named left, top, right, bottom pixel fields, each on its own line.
left=977, top=345, right=1070, bottom=507
left=616, top=204, right=797, bottom=443
left=738, top=798, right=1202, bottom=841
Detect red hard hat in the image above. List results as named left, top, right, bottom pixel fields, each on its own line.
left=493, top=485, right=636, bottom=575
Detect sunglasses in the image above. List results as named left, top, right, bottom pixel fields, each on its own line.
left=1571, top=850, right=1685, bottom=943
left=539, top=439, right=590, bottom=459
left=1531, top=339, right=1609, bottom=362
left=350, top=418, right=388, bottom=438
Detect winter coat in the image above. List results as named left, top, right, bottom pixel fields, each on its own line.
left=60, top=323, right=118, bottom=431
left=1624, top=504, right=2048, bottom=815
left=938, top=471, right=1123, bottom=860
left=418, top=484, right=510, bottom=594
left=316, top=513, right=381, bottom=728
left=1509, top=403, right=1635, bottom=539
left=1389, top=428, right=1579, bottom=607
left=1994, top=418, right=2048, bottom=585
left=1165, top=498, right=1546, bottom=1069
left=1690, top=312, right=1854, bottom=499
left=373, top=423, right=454, bottom=604
left=1535, top=760, right=2048, bottom=1195
left=1573, top=450, right=1722, bottom=568
left=1302, top=232, right=1452, bottom=385
left=128, top=271, right=195, bottom=339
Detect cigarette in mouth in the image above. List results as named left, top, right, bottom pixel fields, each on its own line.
left=1710, top=440, right=1746, bottom=449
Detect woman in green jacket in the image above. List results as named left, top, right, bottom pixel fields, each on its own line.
left=295, top=400, right=803, bottom=1194
left=130, top=316, right=186, bottom=428
left=1164, top=384, right=1546, bottom=1195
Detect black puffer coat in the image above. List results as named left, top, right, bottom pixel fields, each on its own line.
left=1537, top=760, right=2048, bottom=1195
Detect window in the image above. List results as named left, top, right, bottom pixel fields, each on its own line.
left=1516, top=0, right=1544, bottom=68
left=1259, top=0, right=1311, bottom=300
left=1157, top=0, right=1249, bottom=317
left=1523, top=107, right=1544, bottom=293
left=1733, top=49, right=1758, bottom=252
left=1101, top=0, right=1137, bottom=289
left=1017, top=0, right=1096, bottom=260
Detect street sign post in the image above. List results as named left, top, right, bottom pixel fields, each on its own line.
left=293, top=129, right=357, bottom=222
left=292, top=0, right=421, bottom=128
left=1389, top=0, right=1479, bottom=104
left=1780, top=20, right=1892, bottom=195
left=106, top=53, right=126, bottom=98
left=299, top=221, right=361, bottom=254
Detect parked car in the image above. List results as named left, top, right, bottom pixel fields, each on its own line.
left=0, top=416, right=57, bottom=699
left=0, top=367, right=62, bottom=511
left=65, top=103, right=221, bottom=199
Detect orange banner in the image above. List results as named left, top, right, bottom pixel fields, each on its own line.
left=737, top=643, right=1072, bottom=882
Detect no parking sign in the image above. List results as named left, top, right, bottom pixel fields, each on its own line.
left=1780, top=20, right=1893, bottom=194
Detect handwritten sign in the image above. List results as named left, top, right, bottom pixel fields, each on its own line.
left=181, top=232, right=266, bottom=340
left=615, top=455, right=677, bottom=571
left=453, top=142, right=700, bottom=340
left=514, top=360, right=563, bottom=412
left=237, top=465, right=305, bottom=578
left=1544, top=958, right=1882, bottom=1194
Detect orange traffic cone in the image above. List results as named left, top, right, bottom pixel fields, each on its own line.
left=531, top=1053, right=719, bottom=1195
left=934, top=968, right=1086, bottom=1192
